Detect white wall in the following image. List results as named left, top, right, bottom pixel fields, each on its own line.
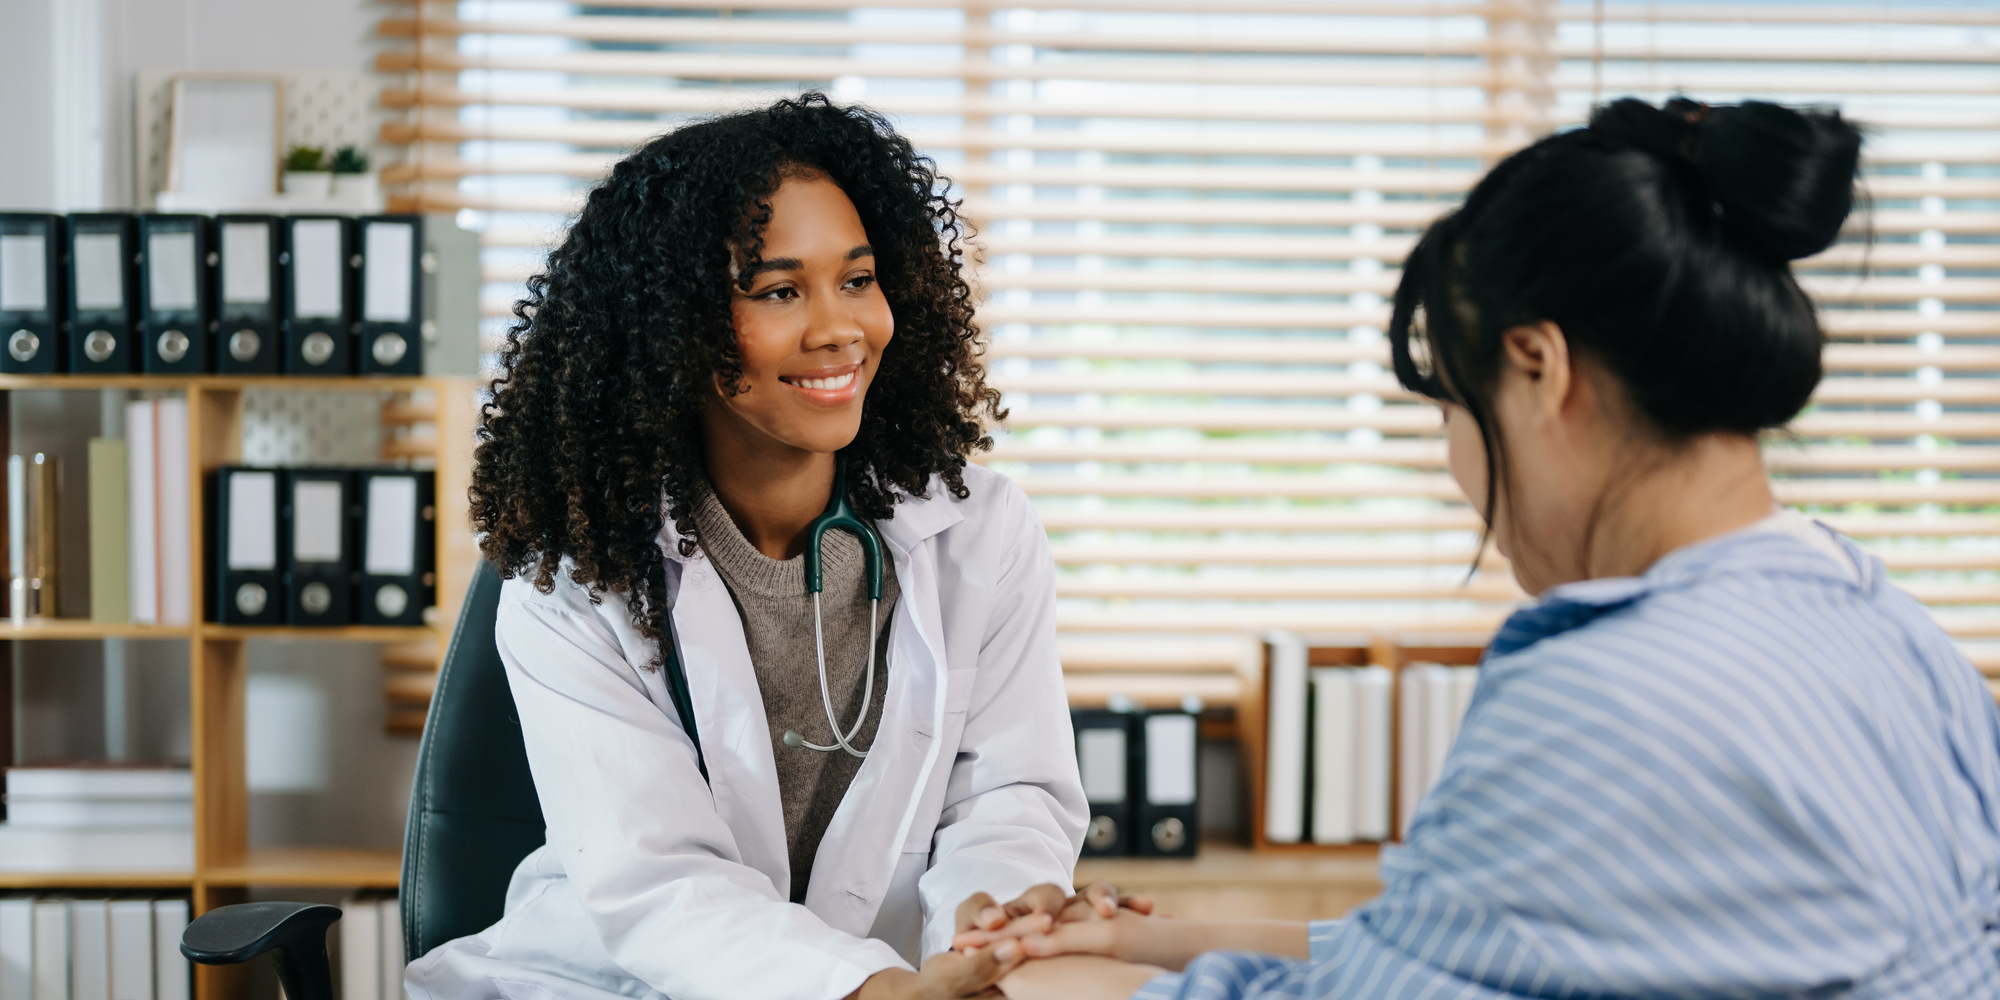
left=0, top=0, right=385, bottom=210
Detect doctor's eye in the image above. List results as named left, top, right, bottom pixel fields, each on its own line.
left=755, top=285, right=799, bottom=301
left=844, top=274, right=877, bottom=291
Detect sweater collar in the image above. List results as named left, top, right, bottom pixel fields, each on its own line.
left=658, top=474, right=965, bottom=563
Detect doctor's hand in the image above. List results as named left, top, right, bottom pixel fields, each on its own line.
left=850, top=941, right=1026, bottom=1000
left=952, top=881, right=1154, bottom=954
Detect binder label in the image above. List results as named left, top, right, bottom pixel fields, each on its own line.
left=364, top=476, right=418, bottom=575
left=75, top=234, right=125, bottom=310
left=1078, top=728, right=1126, bottom=802
left=292, top=221, right=343, bottom=319
left=363, top=222, right=415, bottom=322
left=293, top=481, right=344, bottom=562
left=0, top=235, right=45, bottom=311
left=1145, top=714, right=1197, bottom=806
left=227, top=472, right=277, bottom=571
left=221, top=223, right=271, bottom=304
left=148, top=231, right=199, bottom=310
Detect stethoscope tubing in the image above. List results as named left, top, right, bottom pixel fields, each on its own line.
left=792, top=591, right=877, bottom=757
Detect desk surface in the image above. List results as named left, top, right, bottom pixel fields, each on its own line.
left=1075, top=844, right=1381, bottom=923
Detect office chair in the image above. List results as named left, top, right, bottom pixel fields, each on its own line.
left=181, top=562, right=546, bottom=996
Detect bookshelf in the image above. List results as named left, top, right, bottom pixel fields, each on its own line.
left=0, top=373, right=475, bottom=1000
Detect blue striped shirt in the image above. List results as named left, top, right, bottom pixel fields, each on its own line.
left=1136, top=525, right=2000, bottom=999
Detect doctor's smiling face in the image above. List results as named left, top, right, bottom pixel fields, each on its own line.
left=709, top=170, right=896, bottom=458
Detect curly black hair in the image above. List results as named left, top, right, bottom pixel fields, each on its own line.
left=471, top=93, right=1002, bottom=666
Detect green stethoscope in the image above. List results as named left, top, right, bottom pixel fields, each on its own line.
left=781, top=455, right=885, bottom=758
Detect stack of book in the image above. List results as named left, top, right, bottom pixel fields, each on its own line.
left=340, top=893, right=406, bottom=1000
left=1264, top=636, right=1481, bottom=845
left=0, top=895, right=190, bottom=1000
left=0, top=763, right=193, bottom=871
left=68, top=399, right=193, bottom=626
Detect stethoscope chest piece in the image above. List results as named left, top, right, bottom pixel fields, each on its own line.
left=789, top=454, right=886, bottom=758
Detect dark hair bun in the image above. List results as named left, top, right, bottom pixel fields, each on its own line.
left=1696, top=101, right=1861, bottom=261
left=1589, top=97, right=1862, bottom=262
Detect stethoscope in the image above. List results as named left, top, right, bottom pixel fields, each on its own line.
left=780, top=455, right=885, bottom=758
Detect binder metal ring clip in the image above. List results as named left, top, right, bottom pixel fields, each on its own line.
left=84, top=330, right=116, bottom=363
left=158, top=329, right=190, bottom=363
left=229, top=330, right=260, bottom=362
left=8, top=330, right=39, bottom=362
left=1151, top=817, right=1186, bottom=852
left=300, top=331, right=336, bottom=366
left=375, top=583, right=408, bottom=618
left=235, top=582, right=267, bottom=616
left=1085, top=816, right=1120, bottom=851
left=371, top=332, right=408, bottom=367
left=299, top=582, right=331, bottom=615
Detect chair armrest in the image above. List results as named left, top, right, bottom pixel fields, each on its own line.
left=182, top=902, right=342, bottom=1000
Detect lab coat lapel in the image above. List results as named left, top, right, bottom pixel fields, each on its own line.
left=669, top=553, right=793, bottom=896
left=803, top=490, right=965, bottom=932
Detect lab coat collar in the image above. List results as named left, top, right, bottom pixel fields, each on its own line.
left=657, top=476, right=966, bottom=560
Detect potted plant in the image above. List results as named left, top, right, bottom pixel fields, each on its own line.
left=283, top=145, right=330, bottom=198
left=330, top=145, right=377, bottom=207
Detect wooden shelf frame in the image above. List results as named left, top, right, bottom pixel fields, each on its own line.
left=0, top=376, right=479, bottom=1000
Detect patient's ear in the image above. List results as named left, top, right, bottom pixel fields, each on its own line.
left=1500, top=321, right=1573, bottom=422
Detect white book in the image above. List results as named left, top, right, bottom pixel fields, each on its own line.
left=6, top=767, right=192, bottom=800
left=150, top=901, right=187, bottom=1000
left=1308, top=668, right=1356, bottom=845
left=1418, top=665, right=1456, bottom=794
left=30, top=899, right=65, bottom=1000
left=107, top=900, right=153, bottom=1000
left=0, top=827, right=193, bottom=873
left=1351, top=666, right=1393, bottom=841
left=154, top=398, right=190, bottom=626
left=1448, top=666, right=1479, bottom=744
left=126, top=401, right=158, bottom=625
left=5, top=802, right=192, bottom=828
left=1397, top=665, right=1427, bottom=838
left=377, top=897, right=403, bottom=1000
left=340, top=894, right=380, bottom=1000
left=1261, top=632, right=1309, bottom=844
left=70, top=899, right=110, bottom=1000
left=1, top=896, right=32, bottom=1000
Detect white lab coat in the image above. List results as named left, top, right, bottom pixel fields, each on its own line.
left=405, top=465, right=1088, bottom=1000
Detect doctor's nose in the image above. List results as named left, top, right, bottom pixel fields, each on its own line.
left=801, top=295, right=866, bottom=352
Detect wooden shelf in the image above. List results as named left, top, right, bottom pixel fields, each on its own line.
left=0, top=869, right=196, bottom=889
left=0, top=619, right=192, bottom=639
left=200, top=624, right=440, bottom=642
left=0, top=375, right=434, bottom=392
left=200, top=847, right=401, bottom=888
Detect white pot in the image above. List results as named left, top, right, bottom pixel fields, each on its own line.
left=330, top=172, right=379, bottom=209
left=283, top=170, right=332, bottom=198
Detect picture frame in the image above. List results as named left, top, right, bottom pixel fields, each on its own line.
left=165, top=74, right=284, bottom=198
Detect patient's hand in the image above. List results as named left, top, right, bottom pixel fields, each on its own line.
left=998, top=956, right=1164, bottom=1000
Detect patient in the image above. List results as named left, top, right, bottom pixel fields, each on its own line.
left=960, top=97, right=2000, bottom=998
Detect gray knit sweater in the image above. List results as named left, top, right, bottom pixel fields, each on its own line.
left=689, top=486, right=898, bottom=904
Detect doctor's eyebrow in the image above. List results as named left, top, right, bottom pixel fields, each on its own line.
left=740, top=245, right=876, bottom=280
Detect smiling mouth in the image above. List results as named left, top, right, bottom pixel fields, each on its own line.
left=781, top=370, right=857, bottom=391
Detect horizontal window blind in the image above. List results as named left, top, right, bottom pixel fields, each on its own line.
left=377, top=0, right=2000, bottom=704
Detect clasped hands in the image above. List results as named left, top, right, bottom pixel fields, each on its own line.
left=943, top=881, right=1176, bottom=1000
left=859, top=882, right=1308, bottom=1000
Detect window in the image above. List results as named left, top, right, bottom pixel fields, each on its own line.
left=379, top=1, right=2000, bottom=704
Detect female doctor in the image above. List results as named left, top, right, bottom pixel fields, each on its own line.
left=407, top=95, right=1088, bottom=1000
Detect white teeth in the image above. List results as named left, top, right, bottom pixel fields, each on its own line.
left=793, top=372, right=855, bottom=391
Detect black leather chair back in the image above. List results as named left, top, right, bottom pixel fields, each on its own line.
left=401, top=561, right=547, bottom=961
